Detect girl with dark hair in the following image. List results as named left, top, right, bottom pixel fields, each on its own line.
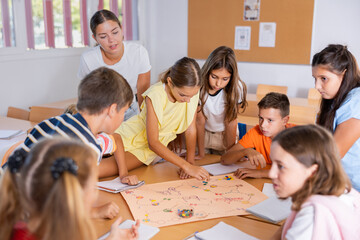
left=78, top=9, right=151, bottom=121
left=196, top=46, right=247, bottom=158
left=312, top=44, right=360, bottom=191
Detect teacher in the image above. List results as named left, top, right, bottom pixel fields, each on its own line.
left=78, top=9, right=151, bottom=120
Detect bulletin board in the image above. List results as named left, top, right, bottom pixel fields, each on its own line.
left=188, top=0, right=315, bottom=64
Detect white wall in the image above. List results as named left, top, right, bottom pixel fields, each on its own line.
left=1, top=0, right=360, bottom=117
left=141, top=0, right=360, bottom=97
left=0, top=50, right=84, bottom=116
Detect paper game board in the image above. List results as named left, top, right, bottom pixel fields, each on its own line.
left=121, top=174, right=268, bottom=227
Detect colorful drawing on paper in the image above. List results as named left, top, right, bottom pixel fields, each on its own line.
left=121, top=174, right=268, bottom=227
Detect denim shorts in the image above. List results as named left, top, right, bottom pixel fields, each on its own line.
left=124, top=99, right=140, bottom=121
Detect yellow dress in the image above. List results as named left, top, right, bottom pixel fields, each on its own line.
left=115, top=82, right=199, bottom=165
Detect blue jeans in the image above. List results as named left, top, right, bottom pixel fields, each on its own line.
left=124, top=100, right=140, bottom=121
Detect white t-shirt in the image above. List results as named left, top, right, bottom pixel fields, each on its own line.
left=78, top=41, right=151, bottom=94
left=203, top=81, right=243, bottom=132
left=285, top=192, right=357, bottom=240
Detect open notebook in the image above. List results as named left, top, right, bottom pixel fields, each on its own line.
left=246, top=183, right=292, bottom=223
left=202, top=161, right=255, bottom=176
left=97, top=177, right=145, bottom=193
left=186, top=221, right=258, bottom=240
left=98, top=220, right=159, bottom=240
left=0, top=130, right=25, bottom=140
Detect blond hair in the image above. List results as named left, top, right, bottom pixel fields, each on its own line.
left=0, top=166, right=23, bottom=239
left=0, top=139, right=99, bottom=240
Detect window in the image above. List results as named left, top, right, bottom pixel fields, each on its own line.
left=0, top=0, right=138, bottom=50
left=0, top=0, right=16, bottom=48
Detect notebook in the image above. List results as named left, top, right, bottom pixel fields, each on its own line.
left=193, top=221, right=258, bottom=240
left=98, top=219, right=159, bottom=240
left=246, top=183, right=292, bottom=224
left=201, top=161, right=256, bottom=176
left=97, top=177, right=145, bottom=193
left=0, top=130, right=25, bottom=140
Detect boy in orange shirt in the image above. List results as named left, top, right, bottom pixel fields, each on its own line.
left=221, top=92, right=295, bottom=179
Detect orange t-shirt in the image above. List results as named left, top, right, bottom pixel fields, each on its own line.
left=238, top=124, right=295, bottom=164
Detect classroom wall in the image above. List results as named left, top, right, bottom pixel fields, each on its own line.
left=1, top=0, right=360, bottom=116
left=0, top=50, right=84, bottom=116
left=142, top=0, right=360, bottom=96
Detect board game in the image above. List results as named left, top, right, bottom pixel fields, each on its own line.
left=121, top=174, right=268, bottom=227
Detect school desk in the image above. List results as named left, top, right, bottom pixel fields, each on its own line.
left=0, top=116, right=35, bottom=130
left=93, top=155, right=280, bottom=240
left=0, top=117, right=35, bottom=165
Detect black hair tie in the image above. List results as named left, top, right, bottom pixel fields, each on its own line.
left=50, top=157, right=78, bottom=180
left=8, top=149, right=28, bottom=173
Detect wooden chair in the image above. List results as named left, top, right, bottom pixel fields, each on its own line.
left=307, top=88, right=322, bottom=106
left=238, top=100, right=258, bottom=117
left=29, top=106, right=65, bottom=124
left=256, top=84, right=288, bottom=99
left=289, top=105, right=318, bottom=125
left=7, top=106, right=30, bottom=120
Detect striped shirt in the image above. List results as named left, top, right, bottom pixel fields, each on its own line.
left=97, top=133, right=116, bottom=155
left=21, top=113, right=102, bottom=164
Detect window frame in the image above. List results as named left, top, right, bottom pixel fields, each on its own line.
left=0, top=0, right=137, bottom=62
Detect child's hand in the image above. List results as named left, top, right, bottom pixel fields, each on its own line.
left=194, top=154, right=204, bottom=160
left=178, top=168, right=192, bottom=179
left=91, top=201, right=120, bottom=219
left=234, top=168, right=268, bottom=179
left=244, top=148, right=267, bottom=168
left=184, top=164, right=210, bottom=181
left=106, top=217, right=140, bottom=240
left=121, top=175, right=139, bottom=186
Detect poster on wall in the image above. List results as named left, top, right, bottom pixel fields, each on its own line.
left=259, top=22, right=276, bottom=47
left=244, top=0, right=261, bottom=21
left=234, top=26, right=251, bottom=50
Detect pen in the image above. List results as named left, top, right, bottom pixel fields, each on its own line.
left=183, top=231, right=199, bottom=240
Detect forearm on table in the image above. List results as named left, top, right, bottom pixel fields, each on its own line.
left=220, top=145, right=248, bottom=164
left=185, top=129, right=196, bottom=164
left=224, top=119, right=238, bottom=150
left=113, top=133, right=129, bottom=178
left=196, top=110, right=206, bottom=157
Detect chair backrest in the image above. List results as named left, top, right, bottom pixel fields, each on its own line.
left=238, top=100, right=258, bottom=117
left=256, top=84, right=288, bottom=99
left=7, top=107, right=30, bottom=120
left=29, top=106, right=65, bottom=123
left=289, top=105, right=318, bottom=124
left=307, top=88, right=321, bottom=100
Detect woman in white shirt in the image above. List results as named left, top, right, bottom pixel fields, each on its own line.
left=78, top=9, right=151, bottom=121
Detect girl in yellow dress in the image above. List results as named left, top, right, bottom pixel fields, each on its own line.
left=104, top=57, right=210, bottom=181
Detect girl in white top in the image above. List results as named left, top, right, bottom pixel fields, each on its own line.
left=269, top=125, right=360, bottom=239
left=197, top=46, right=247, bottom=158
left=78, top=9, right=151, bottom=121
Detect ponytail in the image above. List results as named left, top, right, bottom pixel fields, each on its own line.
left=18, top=139, right=98, bottom=240
left=159, top=57, right=201, bottom=87
left=39, top=173, right=96, bottom=240
left=0, top=149, right=28, bottom=240
left=0, top=171, right=22, bottom=240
